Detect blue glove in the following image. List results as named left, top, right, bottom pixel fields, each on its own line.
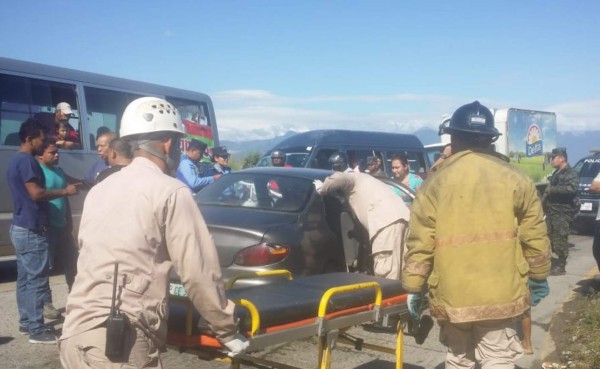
left=407, top=293, right=423, bottom=321
left=528, top=279, right=549, bottom=306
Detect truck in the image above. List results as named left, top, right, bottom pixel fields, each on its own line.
left=438, top=108, right=558, bottom=184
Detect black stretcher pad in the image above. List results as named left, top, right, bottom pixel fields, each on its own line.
left=168, top=273, right=406, bottom=334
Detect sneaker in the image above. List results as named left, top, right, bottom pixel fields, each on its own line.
left=550, top=265, right=566, bottom=276
left=18, top=326, right=29, bottom=335
left=29, top=330, right=57, bottom=344
left=43, top=303, right=61, bottom=320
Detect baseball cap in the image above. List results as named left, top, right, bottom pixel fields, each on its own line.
left=551, top=147, right=567, bottom=158
left=213, top=146, right=230, bottom=158
left=56, top=102, right=73, bottom=115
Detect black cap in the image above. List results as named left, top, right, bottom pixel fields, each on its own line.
left=551, top=147, right=567, bottom=158
left=213, top=146, right=230, bottom=157
left=188, top=139, right=207, bottom=152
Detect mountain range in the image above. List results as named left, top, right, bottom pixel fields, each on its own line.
left=222, top=129, right=600, bottom=165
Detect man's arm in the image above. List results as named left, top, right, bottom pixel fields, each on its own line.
left=177, top=161, right=219, bottom=192
left=402, top=190, right=435, bottom=293
left=517, top=181, right=551, bottom=279
left=164, top=187, right=238, bottom=342
left=545, top=169, right=578, bottom=196
left=590, top=173, right=600, bottom=192
left=24, top=180, right=77, bottom=201
left=318, top=172, right=353, bottom=196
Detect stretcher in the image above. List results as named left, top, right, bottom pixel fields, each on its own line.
left=167, top=271, right=420, bottom=369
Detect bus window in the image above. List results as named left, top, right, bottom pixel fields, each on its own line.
left=168, top=97, right=215, bottom=152
left=0, top=73, right=77, bottom=146
left=84, top=86, right=143, bottom=149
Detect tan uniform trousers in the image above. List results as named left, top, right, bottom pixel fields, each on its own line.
left=439, top=318, right=524, bottom=369
left=59, top=325, right=161, bottom=369
left=371, top=221, right=406, bottom=280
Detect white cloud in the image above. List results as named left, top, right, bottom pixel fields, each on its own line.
left=212, top=90, right=600, bottom=141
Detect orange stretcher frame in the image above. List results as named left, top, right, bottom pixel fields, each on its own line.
left=167, top=270, right=410, bottom=369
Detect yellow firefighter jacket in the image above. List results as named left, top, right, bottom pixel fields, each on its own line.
left=402, top=149, right=550, bottom=323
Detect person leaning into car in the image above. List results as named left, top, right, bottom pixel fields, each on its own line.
left=59, top=97, right=248, bottom=368
left=313, top=171, right=410, bottom=279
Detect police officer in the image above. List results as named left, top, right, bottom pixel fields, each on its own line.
left=542, top=147, right=579, bottom=276
left=59, top=97, right=248, bottom=368
left=402, top=101, right=551, bottom=369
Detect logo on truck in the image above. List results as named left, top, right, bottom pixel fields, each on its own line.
left=526, top=124, right=543, bottom=157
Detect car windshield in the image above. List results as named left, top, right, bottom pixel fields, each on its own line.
left=574, top=155, right=600, bottom=178
left=196, top=173, right=314, bottom=212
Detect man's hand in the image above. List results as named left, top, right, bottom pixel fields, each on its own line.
left=529, top=279, right=550, bottom=306
left=407, top=293, right=422, bottom=321
left=65, top=184, right=78, bottom=196
left=313, top=179, right=324, bottom=193
left=223, top=334, right=249, bottom=357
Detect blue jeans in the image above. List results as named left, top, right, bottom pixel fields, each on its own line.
left=10, top=225, right=50, bottom=335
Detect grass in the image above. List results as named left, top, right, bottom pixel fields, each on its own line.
left=558, top=290, right=600, bottom=368
left=509, top=155, right=553, bottom=183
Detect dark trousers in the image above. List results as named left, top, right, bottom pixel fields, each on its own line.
left=48, top=226, right=78, bottom=291
left=546, top=213, right=571, bottom=267
left=594, top=220, right=600, bottom=272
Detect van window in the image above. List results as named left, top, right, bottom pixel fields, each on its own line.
left=386, top=151, right=427, bottom=175
left=311, top=148, right=339, bottom=169
left=0, top=73, right=78, bottom=146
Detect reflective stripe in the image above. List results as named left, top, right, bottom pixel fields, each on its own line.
left=436, top=230, right=517, bottom=248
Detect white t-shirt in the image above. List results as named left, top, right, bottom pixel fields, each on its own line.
left=595, top=172, right=600, bottom=221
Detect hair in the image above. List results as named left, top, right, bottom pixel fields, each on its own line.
left=98, top=131, right=117, bottom=142
left=390, top=152, right=409, bottom=166
left=109, top=138, right=133, bottom=159
left=19, top=118, right=47, bottom=143
left=452, top=131, right=495, bottom=151
left=42, top=136, right=57, bottom=151
left=187, top=139, right=207, bottom=152
left=97, top=126, right=111, bottom=137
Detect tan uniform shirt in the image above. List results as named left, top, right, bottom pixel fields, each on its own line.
left=317, top=172, right=410, bottom=252
left=60, top=157, right=237, bottom=346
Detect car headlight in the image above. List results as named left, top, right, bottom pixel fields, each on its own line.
left=234, top=243, right=289, bottom=266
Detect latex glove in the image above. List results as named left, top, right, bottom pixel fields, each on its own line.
left=313, top=179, right=324, bottom=193
left=223, top=334, right=249, bottom=357
left=529, top=278, right=550, bottom=307
left=407, top=293, right=422, bottom=321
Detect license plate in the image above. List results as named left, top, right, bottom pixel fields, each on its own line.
left=169, top=283, right=188, bottom=297
left=580, top=202, right=593, bottom=212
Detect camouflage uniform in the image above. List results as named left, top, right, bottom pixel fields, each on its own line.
left=542, top=164, right=579, bottom=269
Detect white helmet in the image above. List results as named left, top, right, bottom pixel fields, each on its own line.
left=120, top=97, right=185, bottom=138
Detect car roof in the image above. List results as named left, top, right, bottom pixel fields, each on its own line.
left=272, top=129, right=424, bottom=152
left=237, top=166, right=333, bottom=180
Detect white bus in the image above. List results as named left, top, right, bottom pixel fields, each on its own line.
left=0, top=57, right=220, bottom=260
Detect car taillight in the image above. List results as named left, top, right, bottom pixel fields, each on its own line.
left=234, top=243, right=289, bottom=266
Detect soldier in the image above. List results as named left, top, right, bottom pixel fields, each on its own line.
left=542, top=147, right=579, bottom=276
left=402, top=101, right=551, bottom=369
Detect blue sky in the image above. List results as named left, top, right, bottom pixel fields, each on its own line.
left=2, top=1, right=599, bottom=141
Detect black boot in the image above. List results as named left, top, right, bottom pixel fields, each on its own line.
left=550, top=264, right=566, bottom=276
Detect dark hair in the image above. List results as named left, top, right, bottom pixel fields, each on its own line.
left=109, top=138, right=133, bottom=159
left=19, top=118, right=47, bottom=143
left=390, top=152, right=409, bottom=166
left=188, top=139, right=207, bottom=152
left=42, top=136, right=57, bottom=151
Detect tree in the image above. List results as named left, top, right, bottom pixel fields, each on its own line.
left=242, top=151, right=262, bottom=169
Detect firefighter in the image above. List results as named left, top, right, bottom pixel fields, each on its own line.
left=402, top=101, right=551, bottom=369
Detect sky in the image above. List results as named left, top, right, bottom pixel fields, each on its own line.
left=2, top=1, right=599, bottom=142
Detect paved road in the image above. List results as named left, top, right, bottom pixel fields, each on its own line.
left=0, top=234, right=597, bottom=369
